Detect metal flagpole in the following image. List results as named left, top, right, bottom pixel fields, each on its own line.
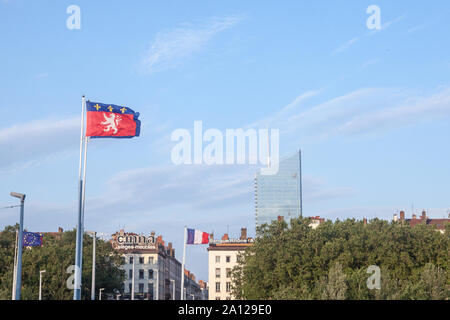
left=74, top=96, right=86, bottom=300
left=299, top=149, right=303, bottom=217
left=79, top=136, right=89, bottom=283
left=181, top=226, right=187, bottom=300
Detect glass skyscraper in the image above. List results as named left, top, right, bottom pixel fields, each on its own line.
left=254, top=150, right=303, bottom=229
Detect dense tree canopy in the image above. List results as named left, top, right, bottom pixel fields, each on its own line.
left=232, top=217, right=449, bottom=300
left=0, top=225, right=124, bottom=300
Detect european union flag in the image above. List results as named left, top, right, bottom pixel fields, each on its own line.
left=23, top=232, right=43, bottom=247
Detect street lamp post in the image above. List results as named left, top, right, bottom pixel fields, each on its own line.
left=170, top=279, right=175, bottom=300
left=10, top=192, right=25, bottom=300
left=155, top=269, right=159, bottom=300
left=131, top=255, right=135, bottom=300
left=11, top=230, right=18, bottom=300
left=39, top=270, right=46, bottom=300
left=99, top=288, right=105, bottom=300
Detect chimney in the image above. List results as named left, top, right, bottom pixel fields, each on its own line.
left=363, top=218, right=367, bottom=226
left=156, top=235, right=164, bottom=246
left=400, top=211, right=405, bottom=221
left=221, top=233, right=229, bottom=241
left=240, top=228, right=247, bottom=240
left=421, top=210, right=427, bottom=221
left=277, top=215, right=284, bottom=222
left=393, top=214, right=398, bottom=222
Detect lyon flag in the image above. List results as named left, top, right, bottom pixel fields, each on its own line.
left=85, top=101, right=141, bottom=138
left=186, top=228, right=209, bottom=245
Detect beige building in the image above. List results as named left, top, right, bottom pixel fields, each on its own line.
left=207, top=228, right=253, bottom=300
left=111, top=230, right=181, bottom=300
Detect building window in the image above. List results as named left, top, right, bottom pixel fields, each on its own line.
left=215, top=256, right=220, bottom=263
left=129, top=269, right=133, bottom=279
left=129, top=256, right=133, bottom=264
left=215, top=268, right=220, bottom=278
left=215, top=297, right=221, bottom=300
left=226, top=282, right=231, bottom=293
left=139, top=257, right=144, bottom=264
left=215, top=282, right=220, bottom=293
left=139, top=283, right=144, bottom=293
left=148, top=269, right=154, bottom=279
left=226, top=268, right=231, bottom=278
left=226, top=256, right=231, bottom=263
left=226, top=296, right=231, bottom=300
left=149, top=257, right=154, bottom=264
left=128, top=283, right=132, bottom=293
left=139, top=269, right=144, bottom=280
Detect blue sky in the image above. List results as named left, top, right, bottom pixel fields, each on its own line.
left=1, top=0, right=449, bottom=281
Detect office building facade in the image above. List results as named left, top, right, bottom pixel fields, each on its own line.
left=254, top=150, right=303, bottom=228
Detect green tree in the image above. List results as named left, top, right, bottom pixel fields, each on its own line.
left=232, top=217, right=449, bottom=300
left=0, top=225, right=124, bottom=300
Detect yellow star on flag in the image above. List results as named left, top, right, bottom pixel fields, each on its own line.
left=94, top=104, right=101, bottom=111
left=108, top=106, right=114, bottom=112
left=120, top=107, right=127, bottom=114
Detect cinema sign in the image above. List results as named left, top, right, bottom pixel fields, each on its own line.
left=113, top=233, right=156, bottom=250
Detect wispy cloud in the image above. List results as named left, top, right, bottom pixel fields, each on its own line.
left=332, top=14, right=405, bottom=55
left=360, top=58, right=380, bottom=69
left=0, top=117, right=80, bottom=169
left=141, top=15, right=244, bottom=74
left=253, top=85, right=450, bottom=146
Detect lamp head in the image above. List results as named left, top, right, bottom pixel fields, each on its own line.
left=10, top=192, right=26, bottom=201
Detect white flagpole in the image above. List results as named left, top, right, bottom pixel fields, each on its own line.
left=79, top=136, right=88, bottom=288
left=74, top=95, right=86, bottom=300
left=181, top=226, right=187, bottom=300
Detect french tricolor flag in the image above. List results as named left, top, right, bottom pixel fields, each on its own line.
left=186, top=228, right=209, bottom=245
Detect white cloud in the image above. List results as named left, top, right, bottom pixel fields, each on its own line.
left=254, top=86, right=450, bottom=145
left=360, top=58, right=380, bottom=69
left=0, top=117, right=80, bottom=169
left=141, top=15, right=244, bottom=73
left=332, top=15, right=405, bottom=55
